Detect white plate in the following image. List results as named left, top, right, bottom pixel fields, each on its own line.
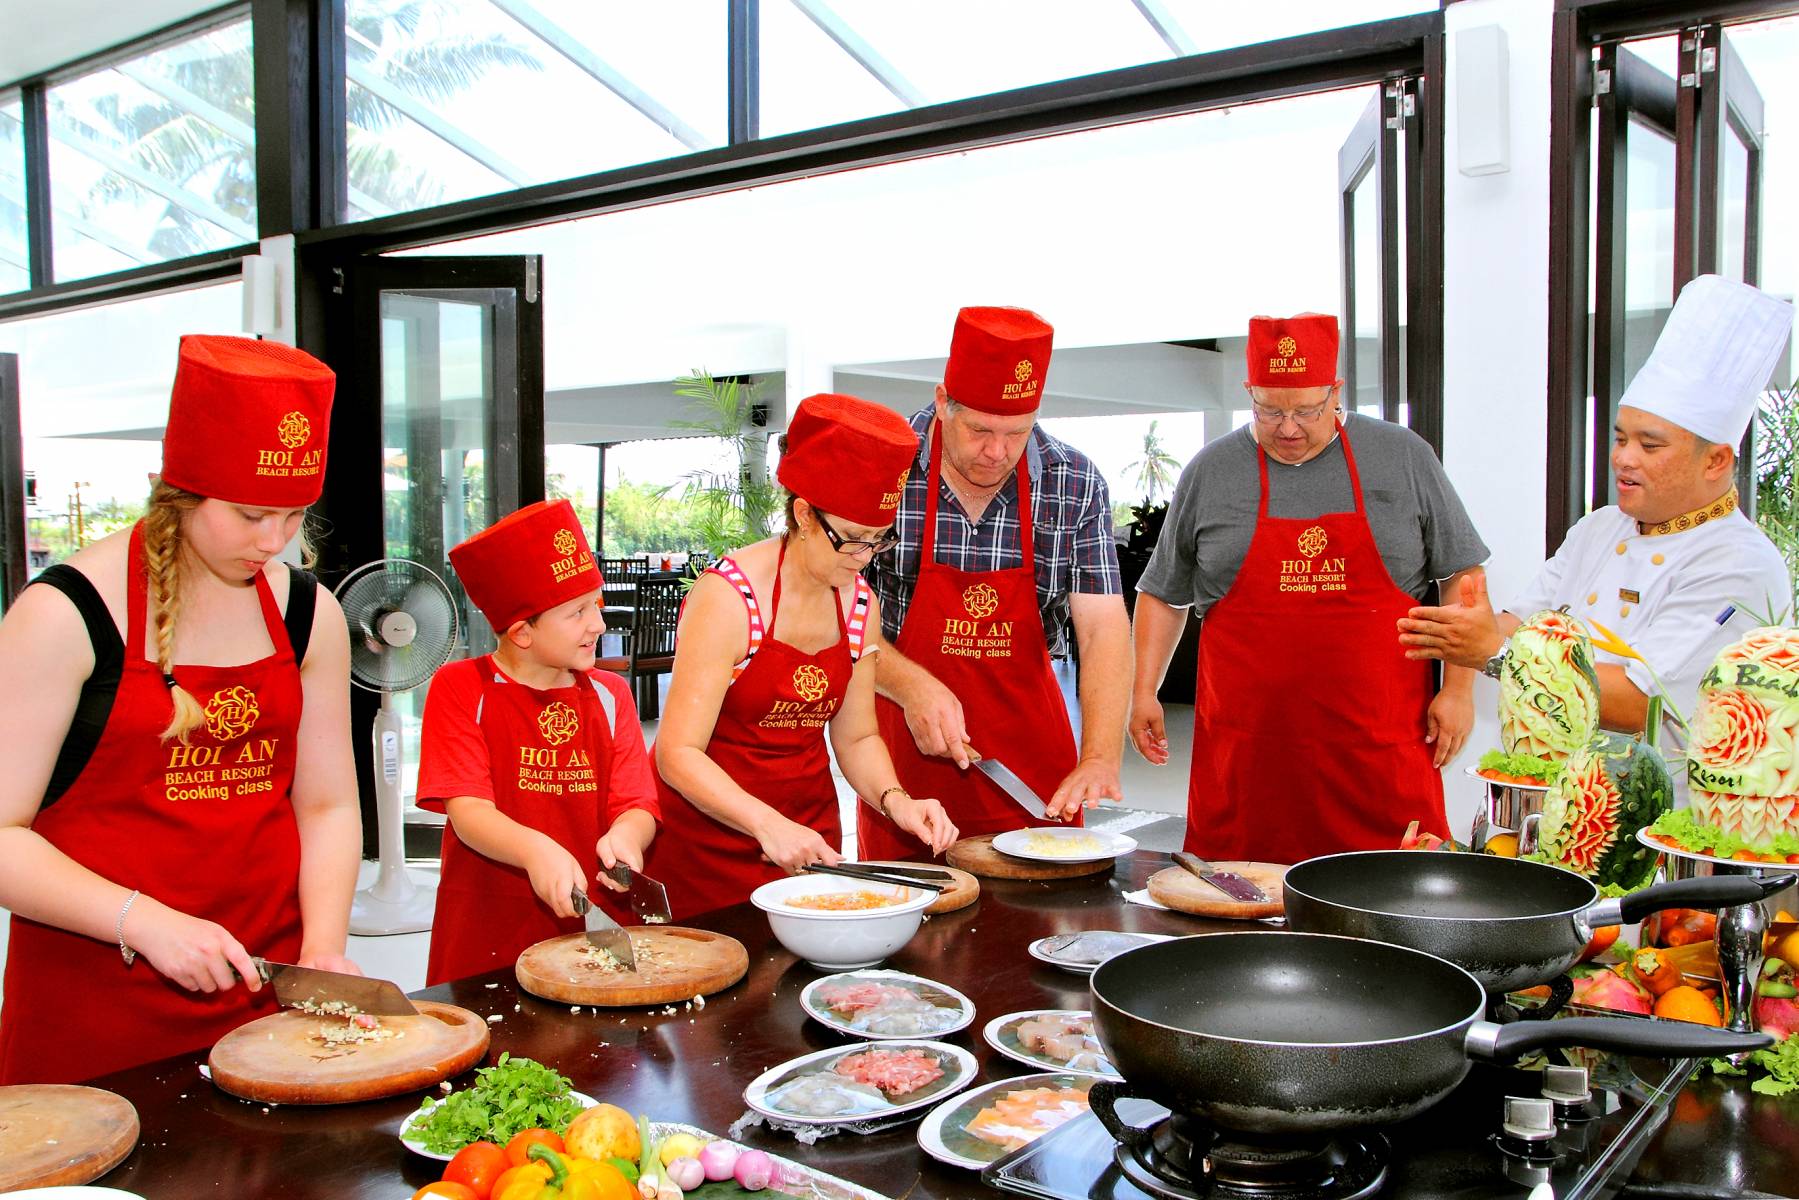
left=982, top=1009, right=1120, bottom=1078
left=992, top=827, right=1137, bottom=864
left=743, top=1040, right=977, bottom=1126
left=2, top=1191, right=147, bottom=1199
left=1635, top=825, right=1797, bottom=869
left=916, top=1072, right=1097, bottom=1170
left=800, top=970, right=976, bottom=1040
left=1027, top=932, right=1173, bottom=975
left=399, top=1090, right=597, bottom=1160
left=1463, top=765, right=1553, bottom=793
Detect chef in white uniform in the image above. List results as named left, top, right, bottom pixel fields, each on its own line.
left=1398, top=274, right=1794, bottom=760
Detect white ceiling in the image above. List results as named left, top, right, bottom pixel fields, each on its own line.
left=1, top=0, right=217, bottom=87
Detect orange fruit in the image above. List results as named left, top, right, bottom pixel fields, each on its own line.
left=564, top=1103, right=640, bottom=1162
left=1654, top=985, right=1723, bottom=1026
left=1484, top=834, right=1520, bottom=858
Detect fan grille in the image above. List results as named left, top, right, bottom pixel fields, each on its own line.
left=336, top=560, right=459, bottom=692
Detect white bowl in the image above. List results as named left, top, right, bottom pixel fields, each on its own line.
left=750, top=874, right=934, bottom=970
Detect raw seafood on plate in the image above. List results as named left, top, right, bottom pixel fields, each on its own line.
left=801, top=971, right=975, bottom=1039
left=984, top=1009, right=1118, bottom=1076
left=745, top=1040, right=976, bottom=1127
left=917, top=1072, right=1099, bottom=1169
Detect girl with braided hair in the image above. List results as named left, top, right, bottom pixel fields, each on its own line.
left=0, top=336, right=363, bottom=1083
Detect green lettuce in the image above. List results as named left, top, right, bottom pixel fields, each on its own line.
left=1477, top=749, right=1565, bottom=784
left=1648, top=809, right=1799, bottom=859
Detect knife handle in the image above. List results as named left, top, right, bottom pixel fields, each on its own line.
left=570, top=888, right=593, bottom=916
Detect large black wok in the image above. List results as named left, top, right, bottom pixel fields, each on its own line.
left=1282, top=850, right=1794, bottom=994
left=1088, top=932, right=1768, bottom=1137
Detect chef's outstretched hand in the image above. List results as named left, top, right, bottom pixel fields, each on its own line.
left=757, top=814, right=843, bottom=875
left=1128, top=692, right=1169, bottom=766
left=1425, top=688, right=1474, bottom=767
left=903, top=673, right=974, bottom=769
left=123, top=896, right=263, bottom=994
left=1047, top=756, right=1123, bottom=821
left=297, top=952, right=363, bottom=977
left=1398, top=571, right=1504, bottom=669
left=887, top=793, right=959, bottom=855
left=595, top=827, right=645, bottom=886
left=523, top=836, right=586, bottom=919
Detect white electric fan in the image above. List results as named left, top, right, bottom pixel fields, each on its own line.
left=337, top=559, right=459, bottom=935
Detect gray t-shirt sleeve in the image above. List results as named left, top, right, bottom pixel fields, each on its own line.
left=1137, top=453, right=1206, bottom=610
left=1405, top=434, right=1490, bottom=581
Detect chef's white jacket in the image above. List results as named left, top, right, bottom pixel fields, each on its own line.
left=1507, top=506, right=1792, bottom=791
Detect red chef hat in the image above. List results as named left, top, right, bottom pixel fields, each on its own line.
left=777, top=393, right=919, bottom=527
left=159, top=335, right=336, bottom=506
left=1246, top=314, right=1340, bottom=389
left=448, top=499, right=604, bottom=633
left=943, top=306, right=1053, bottom=416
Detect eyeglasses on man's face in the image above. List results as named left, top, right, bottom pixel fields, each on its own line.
left=815, top=511, right=900, bottom=556
left=1249, top=400, right=1334, bottom=426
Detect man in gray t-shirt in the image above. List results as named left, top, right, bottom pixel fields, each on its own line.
left=1129, top=312, right=1490, bottom=863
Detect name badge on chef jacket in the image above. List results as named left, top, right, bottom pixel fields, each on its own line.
left=1620, top=589, right=1641, bottom=604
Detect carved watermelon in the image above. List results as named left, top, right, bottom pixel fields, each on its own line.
left=1500, top=610, right=1602, bottom=761
left=1539, top=730, right=1673, bottom=888
left=1687, top=626, right=1799, bottom=854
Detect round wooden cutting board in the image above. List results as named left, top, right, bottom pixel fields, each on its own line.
left=857, top=861, right=980, bottom=914
left=0, top=1084, right=139, bottom=1192
left=947, top=833, right=1116, bottom=880
left=515, top=927, right=749, bottom=1006
left=1147, top=861, right=1289, bottom=919
left=207, top=1000, right=490, bottom=1105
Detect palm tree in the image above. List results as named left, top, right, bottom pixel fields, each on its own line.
left=1127, top=420, right=1181, bottom=506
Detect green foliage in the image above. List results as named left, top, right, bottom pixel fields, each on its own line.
left=667, top=371, right=782, bottom=559
left=1126, top=420, right=1182, bottom=506
left=1755, top=378, right=1799, bottom=595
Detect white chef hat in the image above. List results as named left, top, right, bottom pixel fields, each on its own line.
left=1618, top=274, right=1794, bottom=446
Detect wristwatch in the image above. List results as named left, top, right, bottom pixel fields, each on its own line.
left=1482, top=636, right=1512, bottom=680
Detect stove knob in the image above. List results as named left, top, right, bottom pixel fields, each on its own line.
left=1542, top=1064, right=1593, bottom=1120
left=1502, top=1097, right=1558, bottom=1143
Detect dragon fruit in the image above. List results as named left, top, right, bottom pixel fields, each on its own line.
left=1500, top=611, right=1602, bottom=761
left=1756, top=997, right=1799, bottom=1041
left=1571, top=966, right=1652, bottom=1015
left=1687, top=627, right=1799, bottom=855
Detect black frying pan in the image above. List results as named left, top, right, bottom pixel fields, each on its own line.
left=1282, top=851, right=1793, bottom=994
left=1087, top=932, right=1769, bottom=1137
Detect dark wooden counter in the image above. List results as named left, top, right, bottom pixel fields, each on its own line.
left=73, top=854, right=1794, bottom=1199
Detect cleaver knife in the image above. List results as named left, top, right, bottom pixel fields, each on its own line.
left=973, top=756, right=1051, bottom=821
left=571, top=888, right=637, bottom=969
left=253, top=959, right=419, bottom=1017
left=601, top=864, right=674, bottom=925
left=1171, top=852, right=1268, bottom=904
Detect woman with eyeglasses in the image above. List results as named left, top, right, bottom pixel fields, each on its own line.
left=646, top=393, right=958, bottom=921
left=1128, top=313, right=1488, bottom=865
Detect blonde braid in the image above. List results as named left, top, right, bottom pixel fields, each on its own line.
left=142, top=481, right=207, bottom=742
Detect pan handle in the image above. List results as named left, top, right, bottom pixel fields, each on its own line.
left=1605, top=874, right=1796, bottom=926
left=1468, top=1016, right=1772, bottom=1062
left=1087, top=1080, right=1154, bottom=1151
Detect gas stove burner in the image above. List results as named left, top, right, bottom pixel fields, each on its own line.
left=1113, top=1114, right=1388, bottom=1199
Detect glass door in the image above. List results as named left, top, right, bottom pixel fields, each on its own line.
left=0, top=352, right=22, bottom=611
left=1591, top=43, right=1678, bottom=510
left=1338, top=89, right=1402, bottom=424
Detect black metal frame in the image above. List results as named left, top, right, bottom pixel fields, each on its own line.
left=1546, top=0, right=1797, bottom=547
left=0, top=353, right=24, bottom=609
left=1338, top=89, right=1405, bottom=429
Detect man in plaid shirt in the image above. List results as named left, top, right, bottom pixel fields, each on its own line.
left=858, top=307, right=1131, bottom=860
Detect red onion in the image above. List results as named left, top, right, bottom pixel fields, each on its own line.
left=734, top=1148, right=774, bottom=1191
left=699, top=1140, right=740, bottom=1182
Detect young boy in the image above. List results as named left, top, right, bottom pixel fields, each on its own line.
left=418, top=499, right=659, bottom=985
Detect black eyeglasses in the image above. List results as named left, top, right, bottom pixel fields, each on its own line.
left=814, top=510, right=900, bottom=556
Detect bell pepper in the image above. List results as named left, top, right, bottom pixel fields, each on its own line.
left=494, top=1145, right=614, bottom=1200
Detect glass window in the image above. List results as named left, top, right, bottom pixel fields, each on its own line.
left=344, top=0, right=724, bottom=219
left=760, top=0, right=1436, bottom=138
left=1, top=94, right=25, bottom=294
left=45, top=17, right=257, bottom=284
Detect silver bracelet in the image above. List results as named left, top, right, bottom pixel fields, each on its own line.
left=116, top=889, right=140, bottom=966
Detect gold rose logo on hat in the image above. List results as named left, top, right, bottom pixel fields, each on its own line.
left=792, top=665, right=830, bottom=703
left=962, top=583, right=1001, bottom=620
left=1297, top=526, right=1328, bottom=558
left=276, top=411, right=312, bottom=450
left=1276, top=336, right=1298, bottom=358
left=1014, top=359, right=1034, bottom=383
left=553, top=528, right=578, bottom=558
left=537, top=701, right=580, bottom=746
left=205, top=685, right=261, bottom=741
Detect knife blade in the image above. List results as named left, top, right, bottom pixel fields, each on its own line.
left=601, top=864, right=674, bottom=925
left=973, top=757, right=1050, bottom=820
left=252, top=959, right=419, bottom=1017
left=1171, top=852, right=1268, bottom=903
left=571, top=888, right=637, bottom=969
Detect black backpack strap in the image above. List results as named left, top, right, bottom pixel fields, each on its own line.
left=284, top=567, right=318, bottom=667
left=28, top=565, right=125, bottom=807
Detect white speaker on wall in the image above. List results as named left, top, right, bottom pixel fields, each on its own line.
left=1456, top=24, right=1511, bottom=177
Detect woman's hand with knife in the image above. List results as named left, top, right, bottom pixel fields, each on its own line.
left=121, top=895, right=264, bottom=993
left=595, top=809, right=657, bottom=888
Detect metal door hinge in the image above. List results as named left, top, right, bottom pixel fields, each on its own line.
left=524, top=259, right=539, bottom=304
left=332, top=266, right=345, bottom=295
left=1595, top=68, right=1612, bottom=96
left=1700, top=47, right=1717, bottom=73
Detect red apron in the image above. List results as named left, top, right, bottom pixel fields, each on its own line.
left=1186, top=423, right=1448, bottom=862
left=645, top=543, right=849, bottom=922
left=0, top=524, right=304, bottom=1084
left=862, top=426, right=1078, bottom=861
left=425, top=658, right=619, bottom=986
